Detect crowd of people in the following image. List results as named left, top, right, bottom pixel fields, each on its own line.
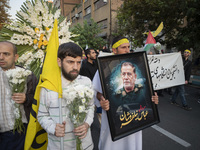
left=0, top=35, right=196, bottom=150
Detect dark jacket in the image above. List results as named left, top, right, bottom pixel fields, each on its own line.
left=183, top=58, right=192, bottom=81
left=80, top=59, right=98, bottom=81
left=24, top=72, right=38, bottom=121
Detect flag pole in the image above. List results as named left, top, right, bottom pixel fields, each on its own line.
left=59, top=98, right=64, bottom=150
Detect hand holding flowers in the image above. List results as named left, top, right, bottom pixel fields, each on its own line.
left=73, top=122, right=89, bottom=139
left=5, top=67, right=32, bottom=133
left=12, top=93, right=26, bottom=104
left=63, top=83, right=94, bottom=150
left=6, top=67, right=32, bottom=93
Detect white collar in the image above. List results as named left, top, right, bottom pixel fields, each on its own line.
left=61, top=74, right=80, bottom=88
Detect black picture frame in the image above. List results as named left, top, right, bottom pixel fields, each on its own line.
left=97, top=51, right=160, bottom=141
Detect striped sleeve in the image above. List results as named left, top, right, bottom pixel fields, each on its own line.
left=37, top=88, right=56, bottom=135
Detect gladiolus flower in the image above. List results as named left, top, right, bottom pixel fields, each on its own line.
left=43, top=40, right=48, bottom=46
left=33, top=39, right=38, bottom=44
left=35, top=28, right=39, bottom=33
left=40, top=34, right=44, bottom=41
left=46, top=27, right=50, bottom=31
left=38, top=40, right=43, bottom=48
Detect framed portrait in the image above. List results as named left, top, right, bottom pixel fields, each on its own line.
left=97, top=51, right=160, bottom=141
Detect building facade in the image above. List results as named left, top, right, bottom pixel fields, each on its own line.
left=53, top=0, right=124, bottom=47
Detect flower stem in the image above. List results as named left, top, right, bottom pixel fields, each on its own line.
left=76, top=137, right=82, bottom=150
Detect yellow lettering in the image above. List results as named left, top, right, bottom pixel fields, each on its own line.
left=120, top=110, right=149, bottom=128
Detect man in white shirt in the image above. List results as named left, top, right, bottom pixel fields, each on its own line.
left=93, top=36, right=159, bottom=150
left=37, top=42, right=94, bottom=150
left=0, top=41, right=37, bottom=150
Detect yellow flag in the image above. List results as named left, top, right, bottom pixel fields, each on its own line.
left=143, top=31, right=154, bottom=35
left=153, top=22, right=163, bottom=37
left=143, top=22, right=164, bottom=37
left=25, top=19, right=62, bottom=150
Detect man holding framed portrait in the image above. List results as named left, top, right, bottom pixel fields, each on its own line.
left=93, top=36, right=159, bottom=150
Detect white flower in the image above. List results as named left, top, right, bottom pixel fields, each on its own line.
left=5, top=67, right=31, bottom=93
left=85, top=88, right=94, bottom=99
left=54, top=9, right=61, bottom=19
left=15, top=73, right=22, bottom=79
left=33, top=45, right=38, bottom=50
left=11, top=100, right=15, bottom=105
left=18, top=79, right=24, bottom=84
left=3, top=0, right=78, bottom=83
left=5, top=70, right=13, bottom=78
left=63, top=89, right=77, bottom=104
left=78, top=91, right=85, bottom=98
left=154, top=42, right=161, bottom=50
left=34, top=50, right=44, bottom=59
left=74, top=84, right=83, bottom=91
left=69, top=91, right=77, bottom=99
left=24, top=70, right=32, bottom=76
left=82, top=98, right=86, bottom=104
left=14, top=108, right=20, bottom=119
left=79, top=106, right=85, bottom=113
left=11, top=78, right=18, bottom=84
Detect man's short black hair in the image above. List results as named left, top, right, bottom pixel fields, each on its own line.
left=58, top=42, right=82, bottom=60
left=0, top=41, right=17, bottom=54
left=85, top=48, right=94, bottom=59
left=112, top=36, right=128, bottom=48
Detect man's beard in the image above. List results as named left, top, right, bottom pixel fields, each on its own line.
left=61, top=66, right=79, bottom=81
left=90, top=55, right=96, bottom=60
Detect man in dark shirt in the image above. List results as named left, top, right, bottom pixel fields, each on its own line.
left=171, top=49, right=192, bottom=110
left=80, top=48, right=98, bottom=80
left=80, top=48, right=100, bottom=150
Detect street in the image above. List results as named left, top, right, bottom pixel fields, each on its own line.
left=143, top=85, right=200, bottom=150
left=92, top=84, right=200, bottom=150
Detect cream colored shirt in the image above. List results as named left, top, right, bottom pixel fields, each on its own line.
left=37, top=75, right=94, bottom=150
left=0, top=67, right=27, bottom=132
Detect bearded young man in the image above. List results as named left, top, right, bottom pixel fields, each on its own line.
left=80, top=48, right=98, bottom=81
left=37, top=42, right=94, bottom=150
left=92, top=36, right=159, bottom=150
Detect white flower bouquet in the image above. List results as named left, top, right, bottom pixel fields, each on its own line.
left=154, top=42, right=161, bottom=50
left=0, top=0, right=77, bottom=78
left=63, top=84, right=94, bottom=150
left=5, top=67, right=32, bottom=133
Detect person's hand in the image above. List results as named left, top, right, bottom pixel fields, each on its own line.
left=55, top=121, right=66, bottom=137
left=97, top=92, right=109, bottom=111
left=73, top=122, right=89, bottom=139
left=152, top=92, right=159, bottom=104
left=185, top=80, right=188, bottom=84
left=100, top=97, right=110, bottom=111
left=12, top=93, right=26, bottom=104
